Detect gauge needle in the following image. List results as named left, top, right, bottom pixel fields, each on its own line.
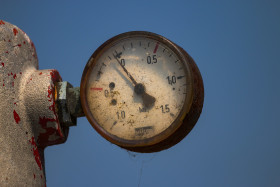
left=113, top=54, right=156, bottom=108
left=113, top=54, right=138, bottom=85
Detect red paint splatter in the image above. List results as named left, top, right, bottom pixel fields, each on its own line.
left=20, top=72, right=22, bottom=74
left=8, top=40, right=11, bottom=42
left=29, top=137, right=42, bottom=170
left=31, top=41, right=35, bottom=49
left=14, top=102, right=17, bottom=105
left=49, top=70, right=61, bottom=82
left=23, top=41, right=26, bottom=44
left=33, top=174, right=36, bottom=179
left=47, top=85, right=53, bottom=101
left=29, top=41, right=38, bottom=59
left=34, top=70, right=66, bottom=148
left=17, top=44, right=21, bottom=47
left=5, top=51, right=8, bottom=54
left=12, top=82, right=14, bottom=87
left=13, top=73, right=16, bottom=79
left=91, top=87, right=103, bottom=91
left=0, top=20, right=5, bottom=25
left=13, top=28, right=18, bottom=36
left=37, top=82, right=64, bottom=147
left=13, top=110, right=20, bottom=124
left=1, top=63, right=4, bottom=67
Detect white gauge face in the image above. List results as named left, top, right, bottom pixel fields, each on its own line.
left=84, top=34, right=193, bottom=145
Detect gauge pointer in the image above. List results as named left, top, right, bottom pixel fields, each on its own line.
left=113, top=54, right=156, bottom=108
left=113, top=54, right=138, bottom=85
left=134, top=83, right=156, bottom=108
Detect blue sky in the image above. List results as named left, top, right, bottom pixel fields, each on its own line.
left=2, top=0, right=280, bottom=186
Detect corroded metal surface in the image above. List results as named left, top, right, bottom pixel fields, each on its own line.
left=67, top=86, right=84, bottom=118
left=0, top=20, right=68, bottom=186
left=55, top=81, right=78, bottom=126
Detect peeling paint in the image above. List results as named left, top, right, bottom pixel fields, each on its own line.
left=29, top=137, right=42, bottom=170
left=47, top=85, right=53, bottom=102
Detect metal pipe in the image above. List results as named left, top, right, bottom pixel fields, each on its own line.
left=0, top=20, right=70, bottom=186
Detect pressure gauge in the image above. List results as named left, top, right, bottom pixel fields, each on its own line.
left=80, top=31, right=204, bottom=153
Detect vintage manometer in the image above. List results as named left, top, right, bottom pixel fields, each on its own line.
left=80, top=31, right=204, bottom=153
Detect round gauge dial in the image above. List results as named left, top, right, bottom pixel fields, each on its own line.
left=80, top=31, right=204, bottom=152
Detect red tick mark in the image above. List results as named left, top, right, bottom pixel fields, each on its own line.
left=13, top=28, right=18, bottom=36
left=153, top=42, right=159, bottom=53
left=91, top=87, right=103, bottom=91
left=13, top=110, right=20, bottom=124
left=0, top=20, right=5, bottom=25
